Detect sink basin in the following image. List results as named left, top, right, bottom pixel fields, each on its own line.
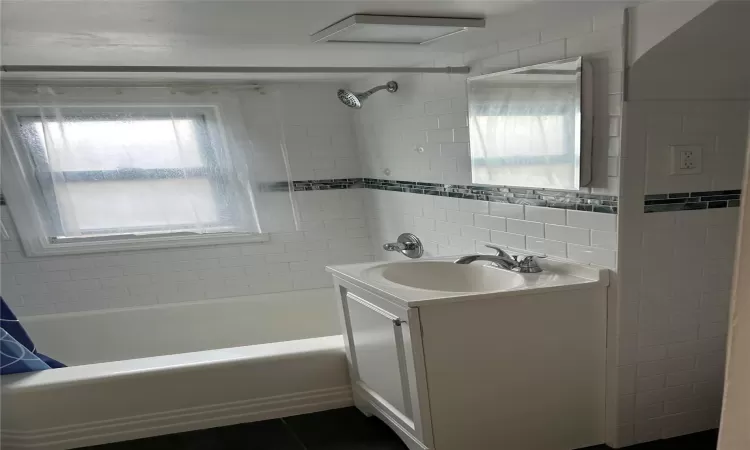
left=364, top=260, right=525, bottom=293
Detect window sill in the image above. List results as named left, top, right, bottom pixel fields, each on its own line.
left=23, top=232, right=270, bottom=257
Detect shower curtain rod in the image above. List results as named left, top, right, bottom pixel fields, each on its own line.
left=2, top=65, right=472, bottom=74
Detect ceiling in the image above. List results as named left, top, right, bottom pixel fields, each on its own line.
left=0, top=0, right=632, bottom=82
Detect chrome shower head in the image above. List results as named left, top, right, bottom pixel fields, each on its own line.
left=337, top=81, right=398, bottom=109
left=337, top=89, right=364, bottom=109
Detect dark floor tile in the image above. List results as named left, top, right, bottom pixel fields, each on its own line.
left=79, top=410, right=718, bottom=450
left=577, top=429, right=718, bottom=450
left=82, top=419, right=304, bottom=450
left=627, top=429, right=718, bottom=450
left=80, top=433, right=181, bottom=450
left=283, top=407, right=408, bottom=450
left=174, top=420, right=305, bottom=450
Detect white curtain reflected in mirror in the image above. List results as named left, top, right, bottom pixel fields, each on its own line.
left=468, top=57, right=585, bottom=191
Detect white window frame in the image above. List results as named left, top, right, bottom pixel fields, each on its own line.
left=1, top=89, right=269, bottom=257
left=13, top=231, right=269, bottom=256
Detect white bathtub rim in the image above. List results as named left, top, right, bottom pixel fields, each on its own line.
left=2, top=335, right=345, bottom=393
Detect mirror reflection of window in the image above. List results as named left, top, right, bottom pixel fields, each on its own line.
left=468, top=57, right=583, bottom=191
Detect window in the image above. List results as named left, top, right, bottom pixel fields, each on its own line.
left=2, top=103, right=266, bottom=255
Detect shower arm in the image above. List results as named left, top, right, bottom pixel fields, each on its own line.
left=359, top=81, right=398, bottom=99
left=338, top=80, right=398, bottom=108
left=363, top=84, right=390, bottom=96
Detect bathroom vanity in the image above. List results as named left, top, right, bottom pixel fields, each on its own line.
left=326, top=257, right=609, bottom=450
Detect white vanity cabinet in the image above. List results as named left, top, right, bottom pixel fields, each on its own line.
left=329, top=260, right=609, bottom=450
left=335, top=283, right=433, bottom=449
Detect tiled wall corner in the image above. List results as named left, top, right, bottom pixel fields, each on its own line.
left=616, top=101, right=749, bottom=445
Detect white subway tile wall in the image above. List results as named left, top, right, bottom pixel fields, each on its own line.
left=278, top=85, right=362, bottom=181
left=365, top=188, right=618, bottom=268
left=641, top=103, right=749, bottom=194
left=617, top=209, right=737, bottom=443
left=616, top=101, right=748, bottom=444
left=0, top=190, right=373, bottom=316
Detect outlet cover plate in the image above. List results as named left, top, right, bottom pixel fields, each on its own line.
left=670, top=145, right=703, bottom=175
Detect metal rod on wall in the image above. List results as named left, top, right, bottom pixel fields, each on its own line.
left=2, top=65, right=472, bottom=74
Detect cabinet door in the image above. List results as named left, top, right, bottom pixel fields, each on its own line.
left=344, top=291, right=413, bottom=419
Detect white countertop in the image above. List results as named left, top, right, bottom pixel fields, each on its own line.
left=326, top=256, right=610, bottom=308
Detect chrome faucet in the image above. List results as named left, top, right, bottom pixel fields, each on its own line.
left=455, top=244, right=545, bottom=273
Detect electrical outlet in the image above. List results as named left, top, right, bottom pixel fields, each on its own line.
left=671, top=145, right=702, bottom=175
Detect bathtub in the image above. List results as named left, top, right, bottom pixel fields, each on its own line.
left=1, top=288, right=352, bottom=450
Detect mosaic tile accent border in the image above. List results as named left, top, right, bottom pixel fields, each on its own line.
left=293, top=179, right=364, bottom=191
left=362, top=178, right=618, bottom=213
left=260, top=178, right=619, bottom=213
left=644, top=189, right=742, bottom=213
left=259, top=179, right=364, bottom=192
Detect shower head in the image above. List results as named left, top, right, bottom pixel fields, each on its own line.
left=337, top=89, right=364, bottom=109
left=337, top=81, right=398, bottom=109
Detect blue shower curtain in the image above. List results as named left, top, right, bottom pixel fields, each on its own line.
left=1, top=297, right=65, bottom=375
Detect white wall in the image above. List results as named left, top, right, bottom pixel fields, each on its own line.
left=276, top=84, right=361, bottom=181
left=627, top=1, right=714, bottom=67
left=613, top=3, right=750, bottom=444
left=616, top=101, right=748, bottom=446
left=0, top=83, right=373, bottom=317
left=629, top=1, right=750, bottom=101
left=617, top=42, right=750, bottom=447
left=609, top=2, right=750, bottom=444
left=718, top=126, right=750, bottom=449
left=365, top=189, right=618, bottom=265
left=640, top=102, right=749, bottom=195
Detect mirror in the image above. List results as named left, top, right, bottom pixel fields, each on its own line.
left=467, top=57, right=591, bottom=191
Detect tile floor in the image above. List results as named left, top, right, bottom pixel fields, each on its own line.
left=583, top=429, right=719, bottom=450
left=82, top=407, right=407, bottom=450
left=83, top=407, right=719, bottom=450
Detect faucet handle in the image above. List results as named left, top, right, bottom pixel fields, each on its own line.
left=512, top=253, right=547, bottom=262
left=484, top=244, right=509, bottom=256
left=383, top=233, right=424, bottom=259
left=511, top=253, right=546, bottom=273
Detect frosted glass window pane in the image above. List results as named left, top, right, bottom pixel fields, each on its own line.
left=32, top=118, right=204, bottom=172
left=64, top=179, right=219, bottom=233
left=14, top=107, right=254, bottom=238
